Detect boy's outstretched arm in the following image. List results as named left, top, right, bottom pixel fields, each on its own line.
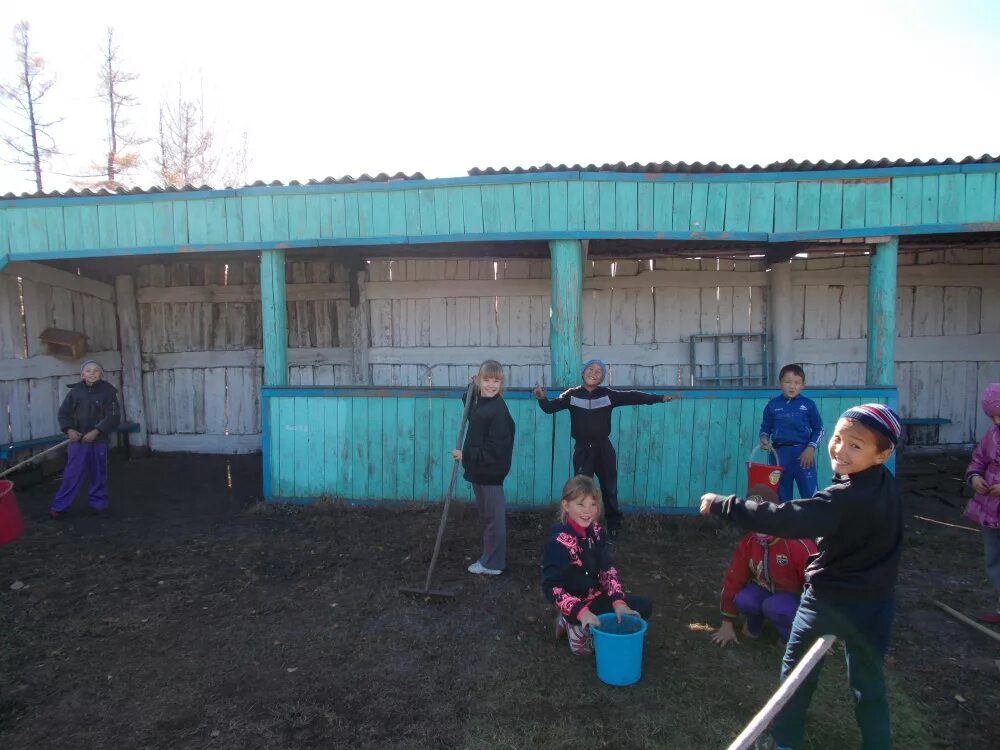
left=534, top=386, right=571, bottom=414
left=699, top=489, right=841, bottom=540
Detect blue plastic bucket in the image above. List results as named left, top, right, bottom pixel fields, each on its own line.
left=592, top=613, right=648, bottom=686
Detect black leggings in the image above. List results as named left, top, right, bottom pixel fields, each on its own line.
left=566, top=593, right=652, bottom=624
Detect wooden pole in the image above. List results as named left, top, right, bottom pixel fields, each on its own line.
left=349, top=268, right=370, bottom=385
left=768, top=259, right=792, bottom=381
left=726, top=634, right=837, bottom=750
left=866, top=238, right=898, bottom=386
left=260, top=249, right=288, bottom=386
left=931, top=599, right=1000, bottom=644
left=548, top=239, right=583, bottom=389
left=114, top=274, right=149, bottom=454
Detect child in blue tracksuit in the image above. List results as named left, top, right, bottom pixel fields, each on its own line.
left=760, top=364, right=824, bottom=502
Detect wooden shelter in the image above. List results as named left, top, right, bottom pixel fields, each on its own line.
left=1, top=158, right=998, bottom=509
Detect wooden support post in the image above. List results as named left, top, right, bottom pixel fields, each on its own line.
left=350, top=268, right=370, bottom=385
left=114, top=274, right=149, bottom=455
left=866, top=237, right=898, bottom=386
left=260, top=248, right=288, bottom=386
left=768, top=259, right=793, bottom=381
left=548, top=240, right=583, bottom=389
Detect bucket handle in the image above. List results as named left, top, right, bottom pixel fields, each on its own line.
left=747, top=444, right=779, bottom=465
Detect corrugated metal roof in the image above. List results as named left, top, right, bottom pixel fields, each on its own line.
left=468, top=154, right=1000, bottom=176
left=0, top=172, right=426, bottom=201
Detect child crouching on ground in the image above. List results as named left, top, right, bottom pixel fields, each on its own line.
left=542, top=475, right=652, bottom=656
left=701, top=403, right=902, bottom=750
left=712, top=501, right=817, bottom=646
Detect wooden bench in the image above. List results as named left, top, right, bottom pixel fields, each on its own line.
left=0, top=422, right=141, bottom=460
left=900, top=417, right=951, bottom=446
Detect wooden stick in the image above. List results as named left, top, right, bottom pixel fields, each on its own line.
left=0, top=439, right=70, bottom=479
left=726, top=634, right=837, bottom=750
left=912, top=515, right=977, bottom=533
left=931, top=599, right=1000, bottom=644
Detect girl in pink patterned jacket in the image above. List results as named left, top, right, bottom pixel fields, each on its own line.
left=965, top=382, right=1000, bottom=624
left=542, top=475, right=652, bottom=656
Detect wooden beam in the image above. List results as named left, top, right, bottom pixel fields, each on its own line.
left=0, top=350, right=122, bottom=381
left=148, top=433, right=261, bottom=454
left=260, top=249, right=288, bottom=386
left=350, top=269, right=370, bottom=384
left=769, top=260, right=792, bottom=380
left=792, top=333, right=1000, bottom=364
left=136, top=282, right=349, bottom=304
left=114, top=274, right=148, bottom=451
left=549, top=240, right=583, bottom=388
left=2, top=260, right=115, bottom=301
left=141, top=347, right=351, bottom=372
left=867, top=238, right=897, bottom=385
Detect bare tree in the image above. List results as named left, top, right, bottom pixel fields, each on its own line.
left=218, top=130, right=250, bottom=188
left=88, top=27, right=143, bottom=190
left=156, top=84, right=218, bottom=188
left=0, top=21, right=59, bottom=192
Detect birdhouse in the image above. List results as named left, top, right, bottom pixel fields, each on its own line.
left=38, top=328, right=89, bottom=361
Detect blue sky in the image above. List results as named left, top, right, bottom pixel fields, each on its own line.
left=0, top=0, right=997, bottom=192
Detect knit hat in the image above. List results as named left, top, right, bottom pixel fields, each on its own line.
left=983, top=383, right=1000, bottom=418
left=81, top=359, right=104, bottom=375
left=840, top=404, right=902, bottom=446
left=581, top=359, right=607, bottom=381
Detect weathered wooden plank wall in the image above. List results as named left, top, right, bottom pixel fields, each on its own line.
left=262, top=388, right=895, bottom=508
left=787, top=246, right=1000, bottom=443
left=0, top=263, right=120, bottom=465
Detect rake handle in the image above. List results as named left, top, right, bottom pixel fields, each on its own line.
left=422, top=380, right=477, bottom=592
left=0, top=439, right=71, bottom=479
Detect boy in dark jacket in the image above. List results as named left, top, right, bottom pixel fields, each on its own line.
left=701, top=403, right=902, bottom=750
left=533, top=359, right=675, bottom=537
left=49, top=360, right=121, bottom=518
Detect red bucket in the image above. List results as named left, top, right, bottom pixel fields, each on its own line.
left=0, top=480, right=25, bottom=545
left=747, top=446, right=783, bottom=493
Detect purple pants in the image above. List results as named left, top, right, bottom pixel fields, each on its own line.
left=51, top=442, right=110, bottom=512
left=733, top=581, right=800, bottom=641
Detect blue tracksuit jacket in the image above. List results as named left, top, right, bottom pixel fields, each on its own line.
left=759, top=395, right=824, bottom=449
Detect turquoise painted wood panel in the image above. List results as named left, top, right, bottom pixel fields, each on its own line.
left=841, top=182, right=866, bottom=229
left=549, top=181, right=568, bottom=231
left=64, top=206, right=99, bottom=249
left=44, top=207, right=65, bottom=251
left=921, top=175, right=939, bottom=224
left=480, top=186, right=500, bottom=233
left=637, top=183, right=654, bottom=232
left=689, top=183, right=709, bottom=233
left=725, top=183, right=751, bottom=233
left=113, top=204, right=136, bottom=247
left=652, top=183, right=674, bottom=232
left=418, top=189, right=438, bottom=234
left=354, top=193, right=373, bottom=237
left=203, top=197, right=227, bottom=243
left=901, top=176, right=922, bottom=226
left=672, top=183, right=693, bottom=232
left=963, top=172, right=996, bottom=222
left=615, top=181, right=638, bottom=232
left=773, top=183, right=797, bottom=234
left=98, top=205, right=118, bottom=247
left=890, top=178, right=907, bottom=226
left=531, top=182, right=549, bottom=232
left=343, top=193, right=360, bottom=238
left=582, top=182, right=600, bottom=230
left=404, top=191, right=421, bottom=236
left=239, top=198, right=259, bottom=242
left=496, top=184, right=516, bottom=233
left=565, top=182, right=584, bottom=230
left=305, top=195, right=325, bottom=240
left=705, top=183, right=727, bottom=233
left=370, top=191, right=390, bottom=236
left=388, top=191, right=408, bottom=235
left=747, top=182, right=774, bottom=233
left=865, top=180, right=891, bottom=227
left=819, top=181, right=844, bottom=230
left=447, top=188, right=466, bottom=235
left=329, top=194, right=347, bottom=239
left=463, top=186, right=485, bottom=233
left=796, top=182, right=820, bottom=231
left=261, top=388, right=896, bottom=510
left=24, top=207, right=47, bottom=252
left=937, top=173, right=965, bottom=224
left=257, top=196, right=276, bottom=242
left=513, top=183, right=532, bottom=232
left=598, top=182, right=615, bottom=231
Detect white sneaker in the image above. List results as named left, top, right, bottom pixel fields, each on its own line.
left=467, top=561, right=503, bottom=576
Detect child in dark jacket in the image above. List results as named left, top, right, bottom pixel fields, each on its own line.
left=452, top=360, right=515, bottom=575
left=50, top=360, right=121, bottom=518
left=701, top=403, right=902, bottom=750
left=533, top=358, right=675, bottom=536
left=760, top=364, right=824, bottom=502
left=542, top=475, right=652, bottom=656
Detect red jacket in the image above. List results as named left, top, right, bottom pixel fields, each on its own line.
left=720, top=534, right=817, bottom=620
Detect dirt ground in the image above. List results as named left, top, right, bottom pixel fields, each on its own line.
left=1, top=450, right=997, bottom=749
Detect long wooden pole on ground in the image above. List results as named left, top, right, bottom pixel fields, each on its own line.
left=114, top=274, right=149, bottom=454
left=260, top=249, right=288, bottom=386
left=932, top=599, right=1000, bottom=644
left=726, top=634, right=837, bottom=750
left=866, top=237, right=898, bottom=385
left=548, top=239, right=583, bottom=389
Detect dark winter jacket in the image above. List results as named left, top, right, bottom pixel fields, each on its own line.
left=461, top=394, right=515, bottom=485
left=709, top=464, right=901, bottom=600
left=542, top=520, right=626, bottom=620
left=536, top=385, right=661, bottom=443
left=58, top=380, right=121, bottom=442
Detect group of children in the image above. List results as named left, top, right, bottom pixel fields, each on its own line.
left=45, top=353, right=1000, bottom=749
